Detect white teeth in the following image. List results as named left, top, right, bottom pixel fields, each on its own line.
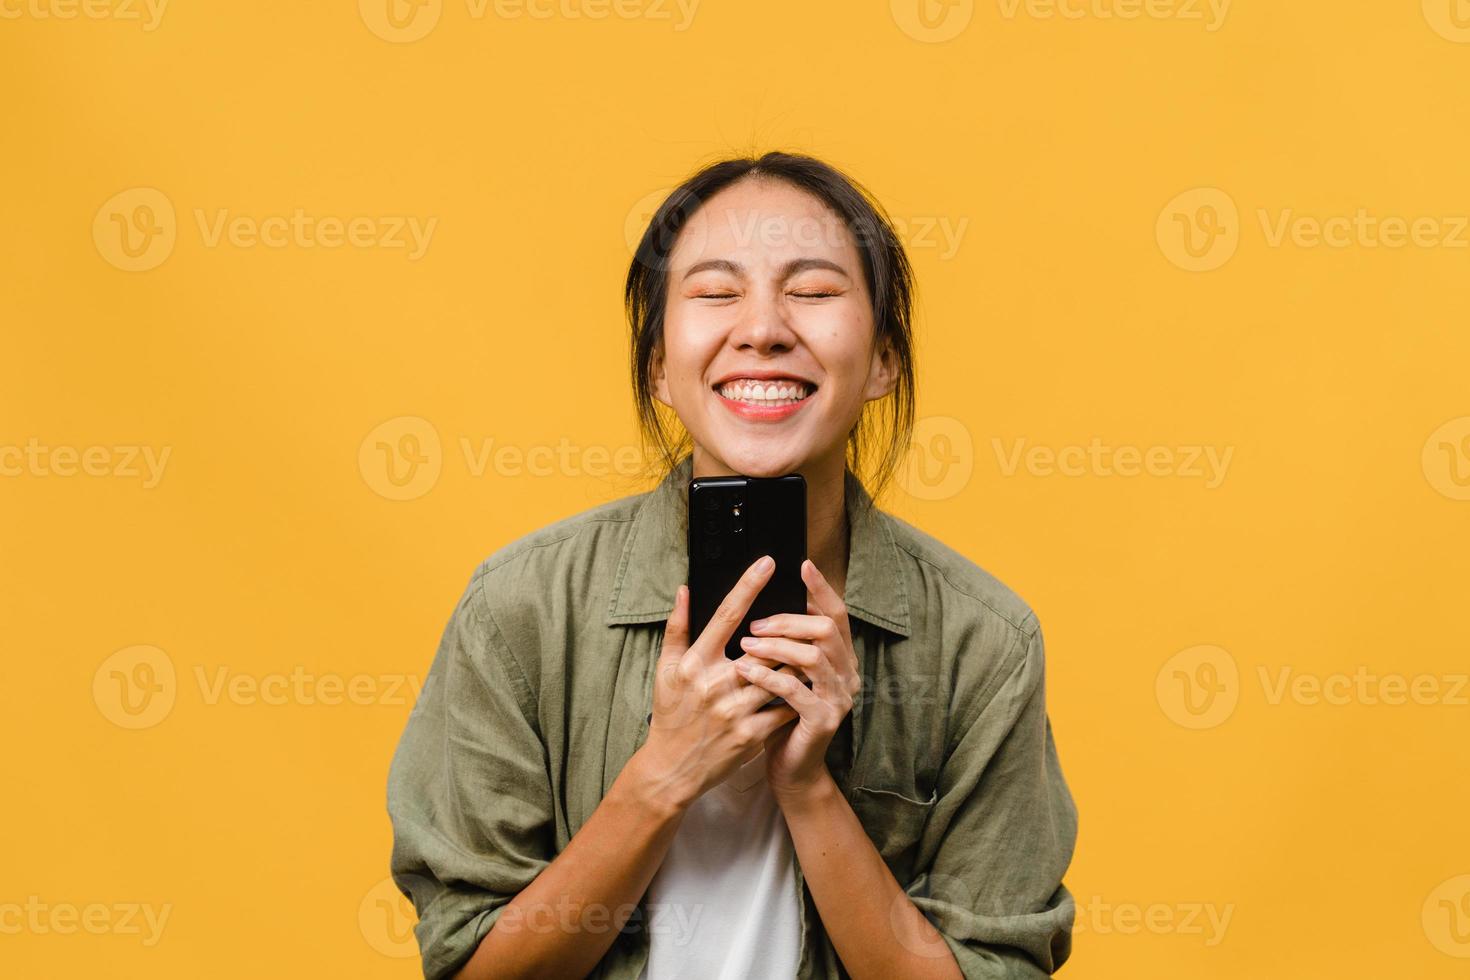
left=717, top=379, right=813, bottom=405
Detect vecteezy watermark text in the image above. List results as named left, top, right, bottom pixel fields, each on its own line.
left=93, top=645, right=428, bottom=729
left=993, top=437, right=1233, bottom=488
left=0, top=897, right=172, bottom=946
left=0, top=440, right=170, bottom=488
left=0, top=0, right=168, bottom=30
left=93, top=188, right=437, bottom=272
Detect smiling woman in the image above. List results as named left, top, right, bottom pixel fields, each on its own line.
left=386, top=151, right=1077, bottom=980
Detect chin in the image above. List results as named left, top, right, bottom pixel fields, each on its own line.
left=707, top=441, right=808, bottom=478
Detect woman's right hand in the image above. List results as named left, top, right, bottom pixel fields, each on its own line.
left=634, top=555, right=802, bottom=811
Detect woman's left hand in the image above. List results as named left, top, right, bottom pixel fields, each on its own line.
left=733, top=558, right=862, bottom=802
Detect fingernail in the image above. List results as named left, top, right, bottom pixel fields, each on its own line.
left=740, top=636, right=759, bottom=648
left=749, top=618, right=769, bottom=632
left=756, top=555, right=774, bottom=573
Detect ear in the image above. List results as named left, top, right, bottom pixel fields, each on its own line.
left=861, top=333, right=900, bottom=402
left=650, top=342, right=673, bottom=408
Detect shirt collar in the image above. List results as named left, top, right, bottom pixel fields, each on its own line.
left=604, top=453, right=912, bottom=638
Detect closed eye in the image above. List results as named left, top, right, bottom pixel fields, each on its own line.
left=692, top=290, right=838, bottom=299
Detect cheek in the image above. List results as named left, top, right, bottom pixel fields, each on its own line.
left=802, top=306, right=875, bottom=390
left=658, top=317, right=717, bottom=394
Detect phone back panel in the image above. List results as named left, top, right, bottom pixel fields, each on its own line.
left=688, top=474, right=807, bottom=659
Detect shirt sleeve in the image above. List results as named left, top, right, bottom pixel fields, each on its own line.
left=386, top=571, right=555, bottom=980
left=905, top=615, right=1078, bottom=978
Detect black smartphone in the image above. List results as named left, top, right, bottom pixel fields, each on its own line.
left=688, top=473, right=807, bottom=664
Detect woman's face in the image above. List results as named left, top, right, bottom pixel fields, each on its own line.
left=652, top=177, right=898, bottom=478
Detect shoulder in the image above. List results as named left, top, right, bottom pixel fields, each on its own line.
left=466, top=483, right=650, bottom=609
left=881, top=508, right=1039, bottom=637
left=451, top=485, right=650, bottom=671
left=876, top=509, right=1046, bottom=724
left=470, top=488, right=645, bottom=592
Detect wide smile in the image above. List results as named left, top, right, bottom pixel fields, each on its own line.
left=713, top=377, right=816, bottom=421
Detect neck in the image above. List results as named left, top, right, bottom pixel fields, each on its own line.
left=690, top=444, right=849, bottom=599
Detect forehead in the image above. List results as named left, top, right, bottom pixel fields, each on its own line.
left=670, top=177, right=859, bottom=270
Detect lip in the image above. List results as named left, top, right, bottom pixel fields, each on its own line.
left=716, top=393, right=812, bottom=422
left=711, top=368, right=818, bottom=388
left=713, top=373, right=815, bottom=422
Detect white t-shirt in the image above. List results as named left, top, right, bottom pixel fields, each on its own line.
left=637, top=746, right=803, bottom=979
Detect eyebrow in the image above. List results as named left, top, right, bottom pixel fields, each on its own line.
left=680, top=257, right=851, bottom=283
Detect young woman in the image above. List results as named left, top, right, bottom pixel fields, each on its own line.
left=387, top=152, right=1077, bottom=980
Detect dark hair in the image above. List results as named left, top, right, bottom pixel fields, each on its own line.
left=624, top=151, right=918, bottom=507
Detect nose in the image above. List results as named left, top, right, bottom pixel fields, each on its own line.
left=727, top=288, right=797, bottom=354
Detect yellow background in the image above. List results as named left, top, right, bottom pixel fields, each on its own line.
left=4, top=1, right=1469, bottom=976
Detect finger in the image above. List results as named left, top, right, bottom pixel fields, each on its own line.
left=757, top=608, right=853, bottom=701
left=748, top=612, right=839, bottom=644
left=746, top=701, right=799, bottom=739
left=734, top=660, right=823, bottom=715
left=693, top=555, right=775, bottom=664
left=735, top=637, right=828, bottom=680
left=733, top=650, right=787, bottom=677
left=732, top=661, right=810, bottom=713
left=656, top=586, right=709, bottom=724
left=801, top=559, right=853, bottom=648
left=659, top=585, right=691, bottom=662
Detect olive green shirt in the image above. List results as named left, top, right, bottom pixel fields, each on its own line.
left=386, top=453, right=1077, bottom=979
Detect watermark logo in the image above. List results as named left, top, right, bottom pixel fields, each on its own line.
left=1159, top=655, right=1468, bottom=725
left=1073, top=895, right=1234, bottom=946
left=360, top=0, right=698, bottom=42
left=93, top=188, right=176, bottom=272
left=1156, top=644, right=1238, bottom=729
left=483, top=0, right=700, bottom=29
left=0, top=440, right=171, bottom=487
left=624, top=186, right=712, bottom=274
left=1161, top=188, right=1469, bottom=267
left=93, top=648, right=427, bottom=729
left=193, top=209, right=437, bottom=257
left=494, top=897, right=702, bottom=943
left=995, top=0, right=1230, bottom=31
left=895, top=422, right=1232, bottom=500
left=359, top=416, right=443, bottom=501
left=897, top=416, right=974, bottom=501
left=359, top=420, right=653, bottom=501
left=625, top=187, right=673, bottom=257
left=360, top=876, right=420, bottom=957
left=623, top=188, right=968, bottom=267
left=1424, top=875, right=1470, bottom=957
left=0, top=897, right=172, bottom=945
left=890, top=872, right=978, bottom=958
left=1422, top=416, right=1470, bottom=501
left=360, top=0, right=443, bottom=41
left=992, top=437, right=1233, bottom=488
left=1258, top=666, right=1468, bottom=708
left=1258, top=208, right=1468, bottom=250
left=1157, top=187, right=1239, bottom=272
left=0, top=0, right=169, bottom=30
left=94, top=189, right=437, bottom=271
left=891, top=0, right=974, bottom=42
left=1423, top=0, right=1470, bottom=43
left=93, top=645, right=177, bottom=730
